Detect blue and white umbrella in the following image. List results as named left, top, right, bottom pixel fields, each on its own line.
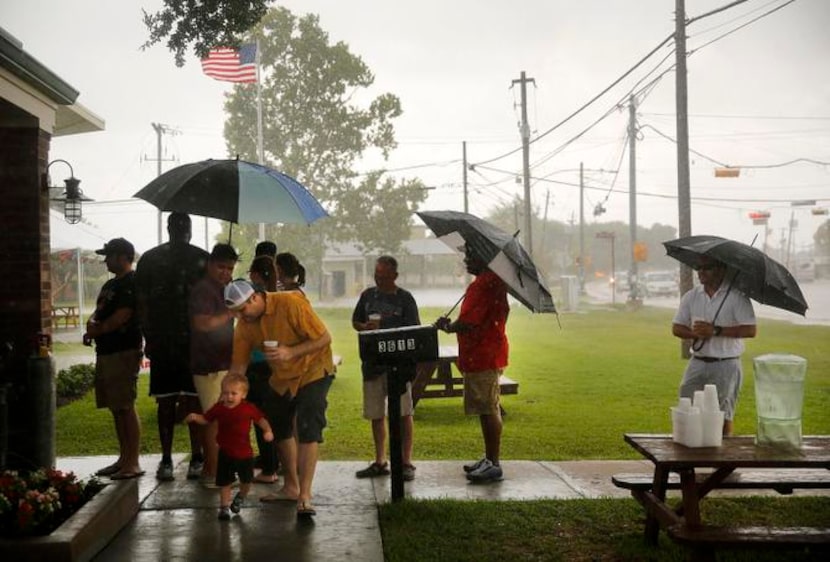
left=134, top=159, right=328, bottom=225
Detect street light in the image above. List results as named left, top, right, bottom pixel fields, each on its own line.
left=44, top=159, right=93, bottom=224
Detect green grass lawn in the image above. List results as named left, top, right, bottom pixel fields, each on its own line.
left=56, top=304, right=830, bottom=459
left=54, top=305, right=830, bottom=561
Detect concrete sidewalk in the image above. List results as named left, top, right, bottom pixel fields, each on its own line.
left=56, top=455, right=828, bottom=562
left=57, top=455, right=651, bottom=561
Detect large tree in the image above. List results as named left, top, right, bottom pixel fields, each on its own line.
left=220, top=8, right=427, bottom=278
left=142, top=0, right=270, bottom=67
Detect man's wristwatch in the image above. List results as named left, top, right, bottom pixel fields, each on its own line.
left=713, top=326, right=723, bottom=336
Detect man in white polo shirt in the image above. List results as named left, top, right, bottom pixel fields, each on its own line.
left=672, top=256, right=756, bottom=436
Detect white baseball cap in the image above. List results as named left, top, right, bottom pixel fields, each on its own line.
left=224, top=279, right=255, bottom=309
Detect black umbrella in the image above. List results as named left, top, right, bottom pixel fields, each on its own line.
left=134, top=159, right=328, bottom=225
left=416, top=210, right=556, bottom=313
left=663, top=235, right=808, bottom=316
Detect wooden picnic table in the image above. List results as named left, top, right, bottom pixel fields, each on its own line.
left=412, top=344, right=518, bottom=406
left=617, top=433, right=830, bottom=559
left=52, top=305, right=80, bottom=329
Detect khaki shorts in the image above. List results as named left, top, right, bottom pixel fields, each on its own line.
left=362, top=374, right=414, bottom=420
left=463, top=369, right=502, bottom=416
left=193, top=371, right=228, bottom=412
left=95, top=349, right=142, bottom=410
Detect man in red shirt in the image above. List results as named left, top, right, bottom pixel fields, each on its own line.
left=436, top=246, right=509, bottom=482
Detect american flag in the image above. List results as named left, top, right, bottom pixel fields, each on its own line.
left=200, top=44, right=257, bottom=83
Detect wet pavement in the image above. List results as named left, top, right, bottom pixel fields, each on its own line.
left=57, top=454, right=653, bottom=561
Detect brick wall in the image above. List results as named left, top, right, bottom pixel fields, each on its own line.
left=0, top=125, right=51, bottom=376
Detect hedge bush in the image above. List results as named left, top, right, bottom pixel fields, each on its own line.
left=55, top=363, right=95, bottom=407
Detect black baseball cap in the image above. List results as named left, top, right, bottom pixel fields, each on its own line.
left=95, top=238, right=135, bottom=261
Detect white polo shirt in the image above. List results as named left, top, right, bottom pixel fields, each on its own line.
left=673, top=283, right=756, bottom=358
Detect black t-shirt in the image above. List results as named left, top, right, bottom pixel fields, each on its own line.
left=352, top=287, right=420, bottom=379
left=92, top=271, right=142, bottom=355
left=134, top=242, right=209, bottom=348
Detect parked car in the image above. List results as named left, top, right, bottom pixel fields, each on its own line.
left=643, top=270, right=679, bottom=298
left=610, top=270, right=628, bottom=293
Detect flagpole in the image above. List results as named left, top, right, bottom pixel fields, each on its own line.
left=255, top=38, right=265, bottom=242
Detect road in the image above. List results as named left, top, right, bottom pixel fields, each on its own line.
left=585, top=279, right=830, bottom=326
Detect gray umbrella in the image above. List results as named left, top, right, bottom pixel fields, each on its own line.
left=417, top=210, right=556, bottom=313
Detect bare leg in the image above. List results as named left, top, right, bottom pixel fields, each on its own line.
left=480, top=412, right=502, bottom=464
left=183, top=395, right=204, bottom=460
left=219, top=485, right=232, bottom=508
left=275, top=437, right=299, bottom=498
left=402, top=415, right=414, bottom=466
left=297, top=441, right=319, bottom=504
left=723, top=418, right=734, bottom=437
left=112, top=406, right=142, bottom=474
left=371, top=417, right=386, bottom=464
left=201, top=421, right=219, bottom=477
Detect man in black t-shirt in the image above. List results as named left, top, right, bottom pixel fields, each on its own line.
left=352, top=256, right=420, bottom=481
left=85, top=238, right=144, bottom=480
left=135, top=213, right=209, bottom=481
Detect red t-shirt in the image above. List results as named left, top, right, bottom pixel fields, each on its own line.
left=203, top=401, right=264, bottom=460
left=457, top=270, right=509, bottom=372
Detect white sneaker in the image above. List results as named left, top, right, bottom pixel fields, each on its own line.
left=466, top=459, right=503, bottom=482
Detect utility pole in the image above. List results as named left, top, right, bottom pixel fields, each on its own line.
left=462, top=141, right=469, bottom=213
left=675, top=0, right=692, bottom=293
left=628, top=96, right=640, bottom=301
left=675, top=0, right=693, bottom=358
left=579, top=163, right=585, bottom=294
left=512, top=71, right=535, bottom=255
left=149, top=123, right=178, bottom=244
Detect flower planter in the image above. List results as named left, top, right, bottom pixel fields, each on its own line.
left=0, top=478, right=138, bottom=562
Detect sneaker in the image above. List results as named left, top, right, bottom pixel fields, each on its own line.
left=186, top=459, right=204, bottom=480
left=463, top=457, right=487, bottom=474
left=402, top=464, right=416, bottom=482
left=230, top=492, right=244, bottom=514
left=355, top=461, right=390, bottom=479
left=466, top=459, right=503, bottom=483
left=218, top=507, right=231, bottom=521
left=156, top=460, right=174, bottom=482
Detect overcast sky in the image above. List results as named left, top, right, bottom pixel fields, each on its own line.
left=2, top=0, right=828, bottom=256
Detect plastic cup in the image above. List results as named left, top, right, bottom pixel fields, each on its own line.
left=678, top=397, right=692, bottom=411
left=703, top=384, right=719, bottom=412
left=692, top=390, right=705, bottom=410
left=368, top=313, right=381, bottom=329
left=263, top=340, right=279, bottom=349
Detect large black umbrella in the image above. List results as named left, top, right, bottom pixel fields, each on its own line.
left=663, top=235, right=808, bottom=316
left=134, top=159, right=328, bottom=225
left=416, top=210, right=556, bottom=313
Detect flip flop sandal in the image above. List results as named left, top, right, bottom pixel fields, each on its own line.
left=253, top=473, right=278, bottom=484
left=95, top=463, right=121, bottom=476
left=260, top=489, right=298, bottom=502
left=297, top=500, right=316, bottom=517
left=110, top=470, right=146, bottom=480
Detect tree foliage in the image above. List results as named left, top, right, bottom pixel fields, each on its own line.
left=142, top=0, right=270, bottom=67
left=220, top=8, right=427, bottom=281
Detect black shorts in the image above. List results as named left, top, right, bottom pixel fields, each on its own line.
left=264, top=375, right=332, bottom=444
left=215, top=449, right=254, bottom=487
left=148, top=345, right=197, bottom=397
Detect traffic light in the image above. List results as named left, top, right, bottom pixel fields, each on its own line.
left=633, top=242, right=648, bottom=262
left=715, top=167, right=740, bottom=178
left=748, top=211, right=770, bottom=225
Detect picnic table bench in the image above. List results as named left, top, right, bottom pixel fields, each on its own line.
left=616, top=433, right=830, bottom=560
left=52, top=305, right=80, bottom=329
left=412, top=344, right=518, bottom=406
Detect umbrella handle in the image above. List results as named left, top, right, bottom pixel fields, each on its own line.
left=443, top=292, right=466, bottom=318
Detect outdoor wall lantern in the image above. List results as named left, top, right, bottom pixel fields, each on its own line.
left=44, top=159, right=93, bottom=224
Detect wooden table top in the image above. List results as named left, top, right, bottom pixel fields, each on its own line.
left=624, top=433, right=830, bottom=469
